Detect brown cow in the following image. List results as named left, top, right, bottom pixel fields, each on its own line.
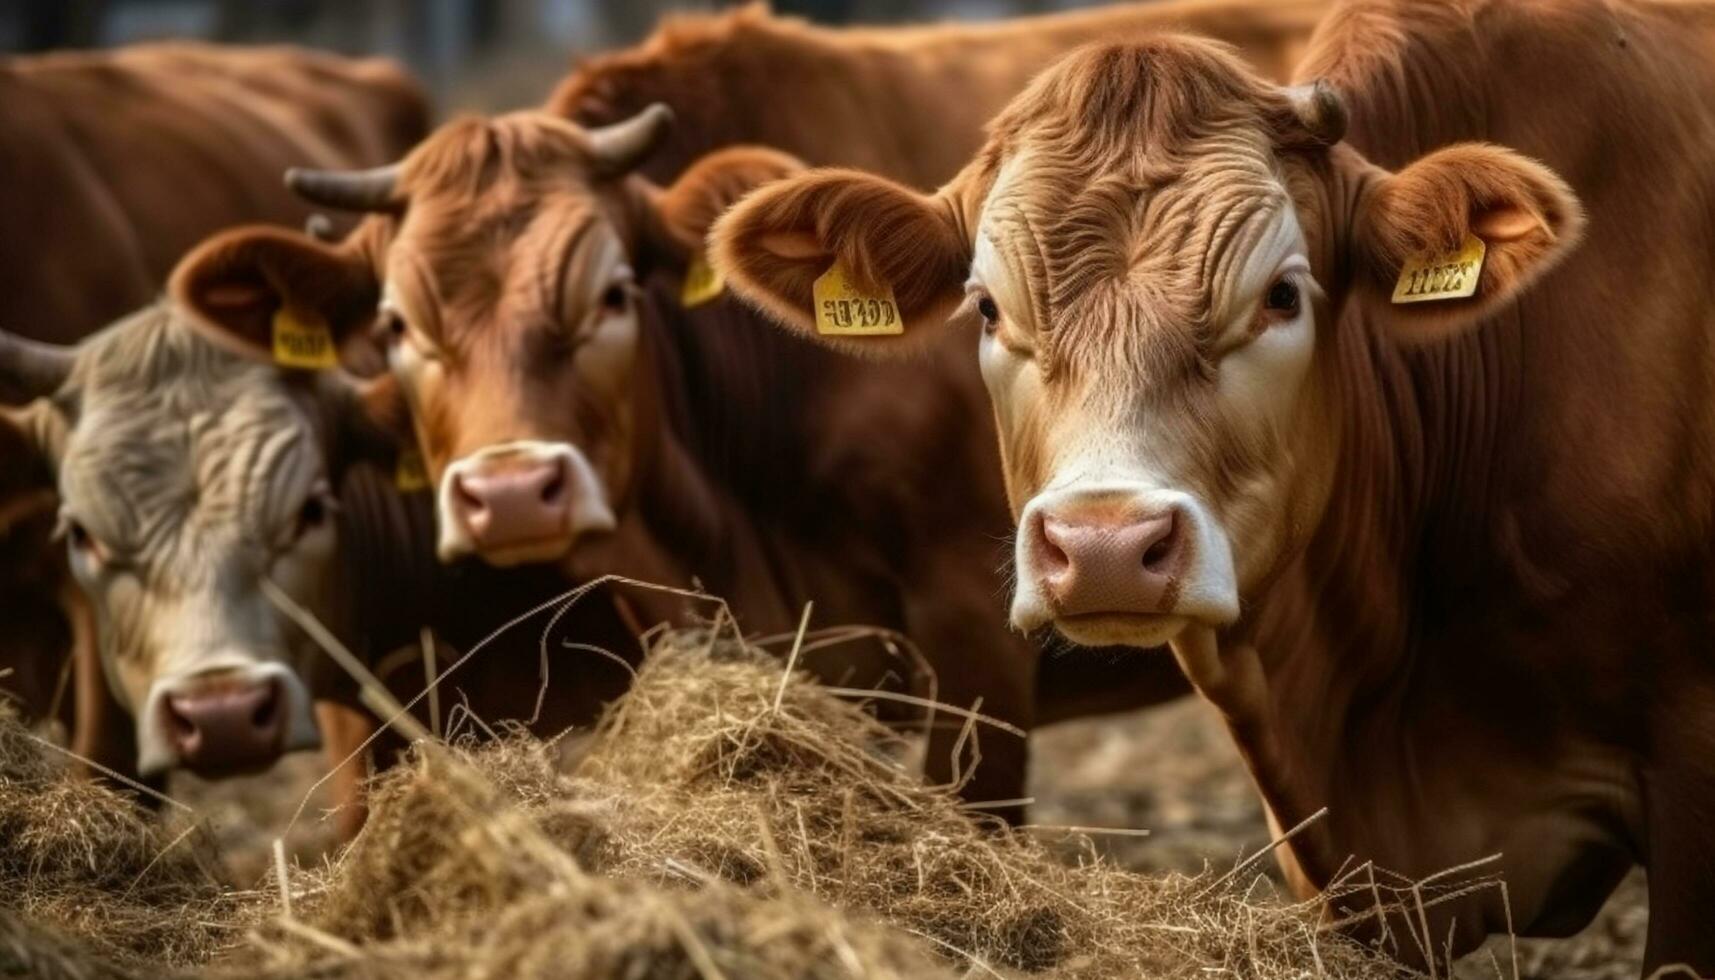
left=712, top=0, right=1715, bottom=971
left=0, top=42, right=429, bottom=784
left=0, top=42, right=427, bottom=342
left=168, top=1, right=1323, bottom=819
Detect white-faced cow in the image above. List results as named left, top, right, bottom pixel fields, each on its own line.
left=161, top=1, right=1326, bottom=819
left=713, top=0, right=1715, bottom=971
left=0, top=285, right=637, bottom=835
left=0, top=42, right=428, bottom=784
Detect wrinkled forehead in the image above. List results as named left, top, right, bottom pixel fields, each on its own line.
left=61, top=381, right=321, bottom=545
left=384, top=179, right=630, bottom=330
left=975, top=138, right=1297, bottom=366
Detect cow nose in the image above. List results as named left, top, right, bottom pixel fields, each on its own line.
left=1032, top=509, right=1184, bottom=616
left=449, top=457, right=572, bottom=551
left=163, top=679, right=285, bottom=773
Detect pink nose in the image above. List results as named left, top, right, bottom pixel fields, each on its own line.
left=1031, top=509, right=1185, bottom=617
left=450, top=458, right=572, bottom=551
left=163, top=679, right=285, bottom=773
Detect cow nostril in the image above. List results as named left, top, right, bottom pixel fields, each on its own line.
left=251, top=687, right=279, bottom=730
left=1036, top=518, right=1071, bottom=572
left=1143, top=536, right=1174, bottom=567
left=165, top=701, right=195, bottom=740
left=540, top=468, right=566, bottom=506
left=453, top=475, right=485, bottom=514
left=1141, top=517, right=1178, bottom=571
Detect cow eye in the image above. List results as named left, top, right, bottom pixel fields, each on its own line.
left=1264, top=279, right=1300, bottom=315
left=294, top=491, right=335, bottom=540
left=375, top=308, right=407, bottom=345
left=62, top=518, right=107, bottom=567
left=66, top=520, right=94, bottom=552
left=600, top=283, right=629, bottom=313
left=976, top=295, right=1001, bottom=333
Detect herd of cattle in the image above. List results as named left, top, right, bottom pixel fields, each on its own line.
left=1, top=0, right=1711, bottom=973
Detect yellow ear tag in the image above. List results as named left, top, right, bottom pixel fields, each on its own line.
left=681, top=252, right=725, bottom=308
left=814, top=260, right=904, bottom=337
left=271, top=306, right=339, bottom=369
left=395, top=448, right=430, bottom=493
left=1391, top=233, right=1487, bottom=304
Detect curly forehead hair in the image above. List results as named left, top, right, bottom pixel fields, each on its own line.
left=967, top=39, right=1310, bottom=379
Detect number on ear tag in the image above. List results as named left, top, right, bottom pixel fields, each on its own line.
left=1392, top=233, right=1487, bottom=304
left=814, top=260, right=904, bottom=336
left=272, top=307, right=339, bottom=369
left=681, top=252, right=725, bottom=308
left=395, top=448, right=429, bottom=493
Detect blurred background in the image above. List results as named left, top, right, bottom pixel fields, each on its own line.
left=0, top=0, right=1093, bottom=109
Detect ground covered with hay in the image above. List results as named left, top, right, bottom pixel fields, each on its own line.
left=1, top=627, right=1423, bottom=979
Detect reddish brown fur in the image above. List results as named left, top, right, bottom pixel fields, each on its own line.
left=172, top=2, right=1334, bottom=819
left=715, top=0, right=1715, bottom=970
left=0, top=43, right=427, bottom=791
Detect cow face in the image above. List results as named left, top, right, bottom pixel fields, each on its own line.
left=195, top=109, right=802, bottom=570
left=0, top=225, right=399, bottom=777
left=713, top=39, right=1581, bottom=650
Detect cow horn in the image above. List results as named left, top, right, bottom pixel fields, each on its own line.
left=585, top=103, right=674, bottom=176
left=1283, top=80, right=1347, bottom=145
left=0, top=329, right=75, bottom=404
left=284, top=163, right=402, bottom=212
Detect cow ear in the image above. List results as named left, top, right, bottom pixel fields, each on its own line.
left=168, top=224, right=382, bottom=364
left=633, top=145, right=808, bottom=265
left=710, top=168, right=972, bottom=358
left=1354, top=143, right=1583, bottom=342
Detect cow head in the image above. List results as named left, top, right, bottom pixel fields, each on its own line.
left=0, top=231, right=400, bottom=775
left=713, top=39, right=1581, bottom=650
left=186, top=108, right=802, bottom=570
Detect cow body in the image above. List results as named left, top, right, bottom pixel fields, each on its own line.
left=0, top=43, right=428, bottom=784
left=195, top=0, right=1325, bottom=819
left=553, top=0, right=1326, bottom=186
left=713, top=0, right=1715, bottom=970
left=0, top=42, right=427, bottom=341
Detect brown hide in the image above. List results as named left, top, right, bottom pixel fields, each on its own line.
left=185, top=2, right=1326, bottom=822
left=714, top=0, right=1715, bottom=969
left=0, top=42, right=427, bottom=342
left=0, top=43, right=428, bottom=793
left=553, top=0, right=1325, bottom=188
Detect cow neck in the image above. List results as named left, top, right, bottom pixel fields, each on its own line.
left=1179, top=35, right=1532, bottom=893
left=611, top=285, right=810, bottom=632
left=1219, top=282, right=1546, bottom=911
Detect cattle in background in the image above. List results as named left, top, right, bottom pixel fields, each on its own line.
left=171, top=1, right=1325, bottom=819
left=0, top=42, right=429, bottom=782
left=550, top=0, right=1324, bottom=188
left=0, top=294, right=637, bottom=838
left=712, top=0, right=1715, bottom=970
left=0, top=42, right=427, bottom=342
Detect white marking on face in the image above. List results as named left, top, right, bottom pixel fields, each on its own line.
left=435, top=439, right=617, bottom=565
left=972, top=187, right=1319, bottom=647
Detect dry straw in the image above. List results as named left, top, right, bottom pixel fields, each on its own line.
left=2, top=613, right=1421, bottom=978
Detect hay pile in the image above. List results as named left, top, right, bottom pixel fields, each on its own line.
left=1, top=629, right=1409, bottom=979
left=0, top=703, right=228, bottom=978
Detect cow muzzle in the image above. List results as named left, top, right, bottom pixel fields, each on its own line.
left=1012, top=485, right=1239, bottom=647
left=437, top=441, right=616, bottom=566
left=136, top=661, right=320, bottom=776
